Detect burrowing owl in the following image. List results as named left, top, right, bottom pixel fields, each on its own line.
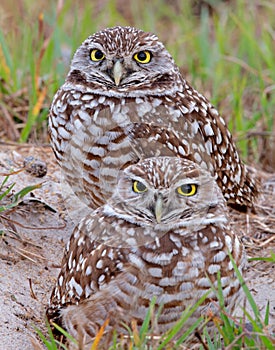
left=48, top=26, right=259, bottom=210
left=47, top=157, right=246, bottom=347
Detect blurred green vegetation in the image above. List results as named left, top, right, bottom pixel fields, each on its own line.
left=0, top=0, right=274, bottom=167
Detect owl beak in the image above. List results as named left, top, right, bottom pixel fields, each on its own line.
left=113, top=60, right=124, bottom=86
left=155, top=194, right=163, bottom=223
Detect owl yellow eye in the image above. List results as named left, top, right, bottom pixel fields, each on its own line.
left=133, top=50, right=152, bottom=64
left=132, top=180, right=147, bottom=193
left=90, top=49, right=105, bottom=61
left=177, top=184, right=197, bottom=196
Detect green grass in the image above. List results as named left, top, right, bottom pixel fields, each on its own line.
left=36, top=256, right=275, bottom=349
left=249, top=250, right=275, bottom=264
left=0, top=0, right=274, bottom=162
left=0, top=171, right=42, bottom=240
left=34, top=321, right=77, bottom=350
left=0, top=172, right=42, bottom=213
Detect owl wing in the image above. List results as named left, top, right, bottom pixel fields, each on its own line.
left=172, top=82, right=260, bottom=208
left=46, top=207, right=128, bottom=323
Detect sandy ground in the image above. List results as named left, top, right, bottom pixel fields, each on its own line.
left=0, top=143, right=274, bottom=350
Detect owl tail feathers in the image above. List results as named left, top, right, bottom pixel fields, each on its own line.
left=229, top=164, right=261, bottom=213
left=58, top=300, right=126, bottom=350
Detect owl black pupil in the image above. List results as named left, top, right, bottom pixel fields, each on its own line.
left=134, top=181, right=146, bottom=192
left=137, top=51, right=147, bottom=61
left=181, top=184, right=192, bottom=193
left=95, top=50, right=103, bottom=59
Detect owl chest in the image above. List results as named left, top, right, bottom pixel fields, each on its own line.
left=136, top=241, right=207, bottom=293
left=121, top=242, right=211, bottom=327
left=66, top=93, right=181, bottom=131
left=65, top=93, right=205, bottom=161
left=56, top=90, right=215, bottom=166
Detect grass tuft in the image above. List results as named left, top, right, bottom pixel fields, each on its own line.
left=0, top=172, right=42, bottom=213
left=35, top=255, right=275, bottom=349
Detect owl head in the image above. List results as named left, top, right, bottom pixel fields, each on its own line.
left=68, top=26, right=180, bottom=94
left=104, top=157, right=227, bottom=232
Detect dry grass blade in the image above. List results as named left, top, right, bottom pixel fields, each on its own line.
left=29, top=278, right=38, bottom=300
left=12, top=249, right=37, bottom=262
left=0, top=214, right=66, bottom=230
left=16, top=246, right=46, bottom=260
left=90, top=318, right=110, bottom=350
left=0, top=102, right=20, bottom=140
left=3, top=228, right=42, bottom=248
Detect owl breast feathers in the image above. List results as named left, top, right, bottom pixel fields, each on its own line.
left=48, top=25, right=259, bottom=211
left=46, top=157, right=246, bottom=347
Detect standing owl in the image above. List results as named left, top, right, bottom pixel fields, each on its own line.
left=48, top=26, right=259, bottom=210
left=46, top=157, right=246, bottom=348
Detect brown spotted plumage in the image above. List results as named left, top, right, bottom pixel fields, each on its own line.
left=46, top=157, right=246, bottom=347
left=48, top=26, right=258, bottom=211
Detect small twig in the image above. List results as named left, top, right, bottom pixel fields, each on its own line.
left=11, top=247, right=37, bottom=263
left=0, top=167, right=25, bottom=176
left=0, top=214, right=66, bottom=230
left=16, top=247, right=46, bottom=260
left=0, top=140, right=50, bottom=147
left=4, top=228, right=42, bottom=249
left=224, top=332, right=248, bottom=350
left=28, top=278, right=38, bottom=300
left=253, top=220, right=275, bottom=234
left=257, top=234, right=275, bottom=247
